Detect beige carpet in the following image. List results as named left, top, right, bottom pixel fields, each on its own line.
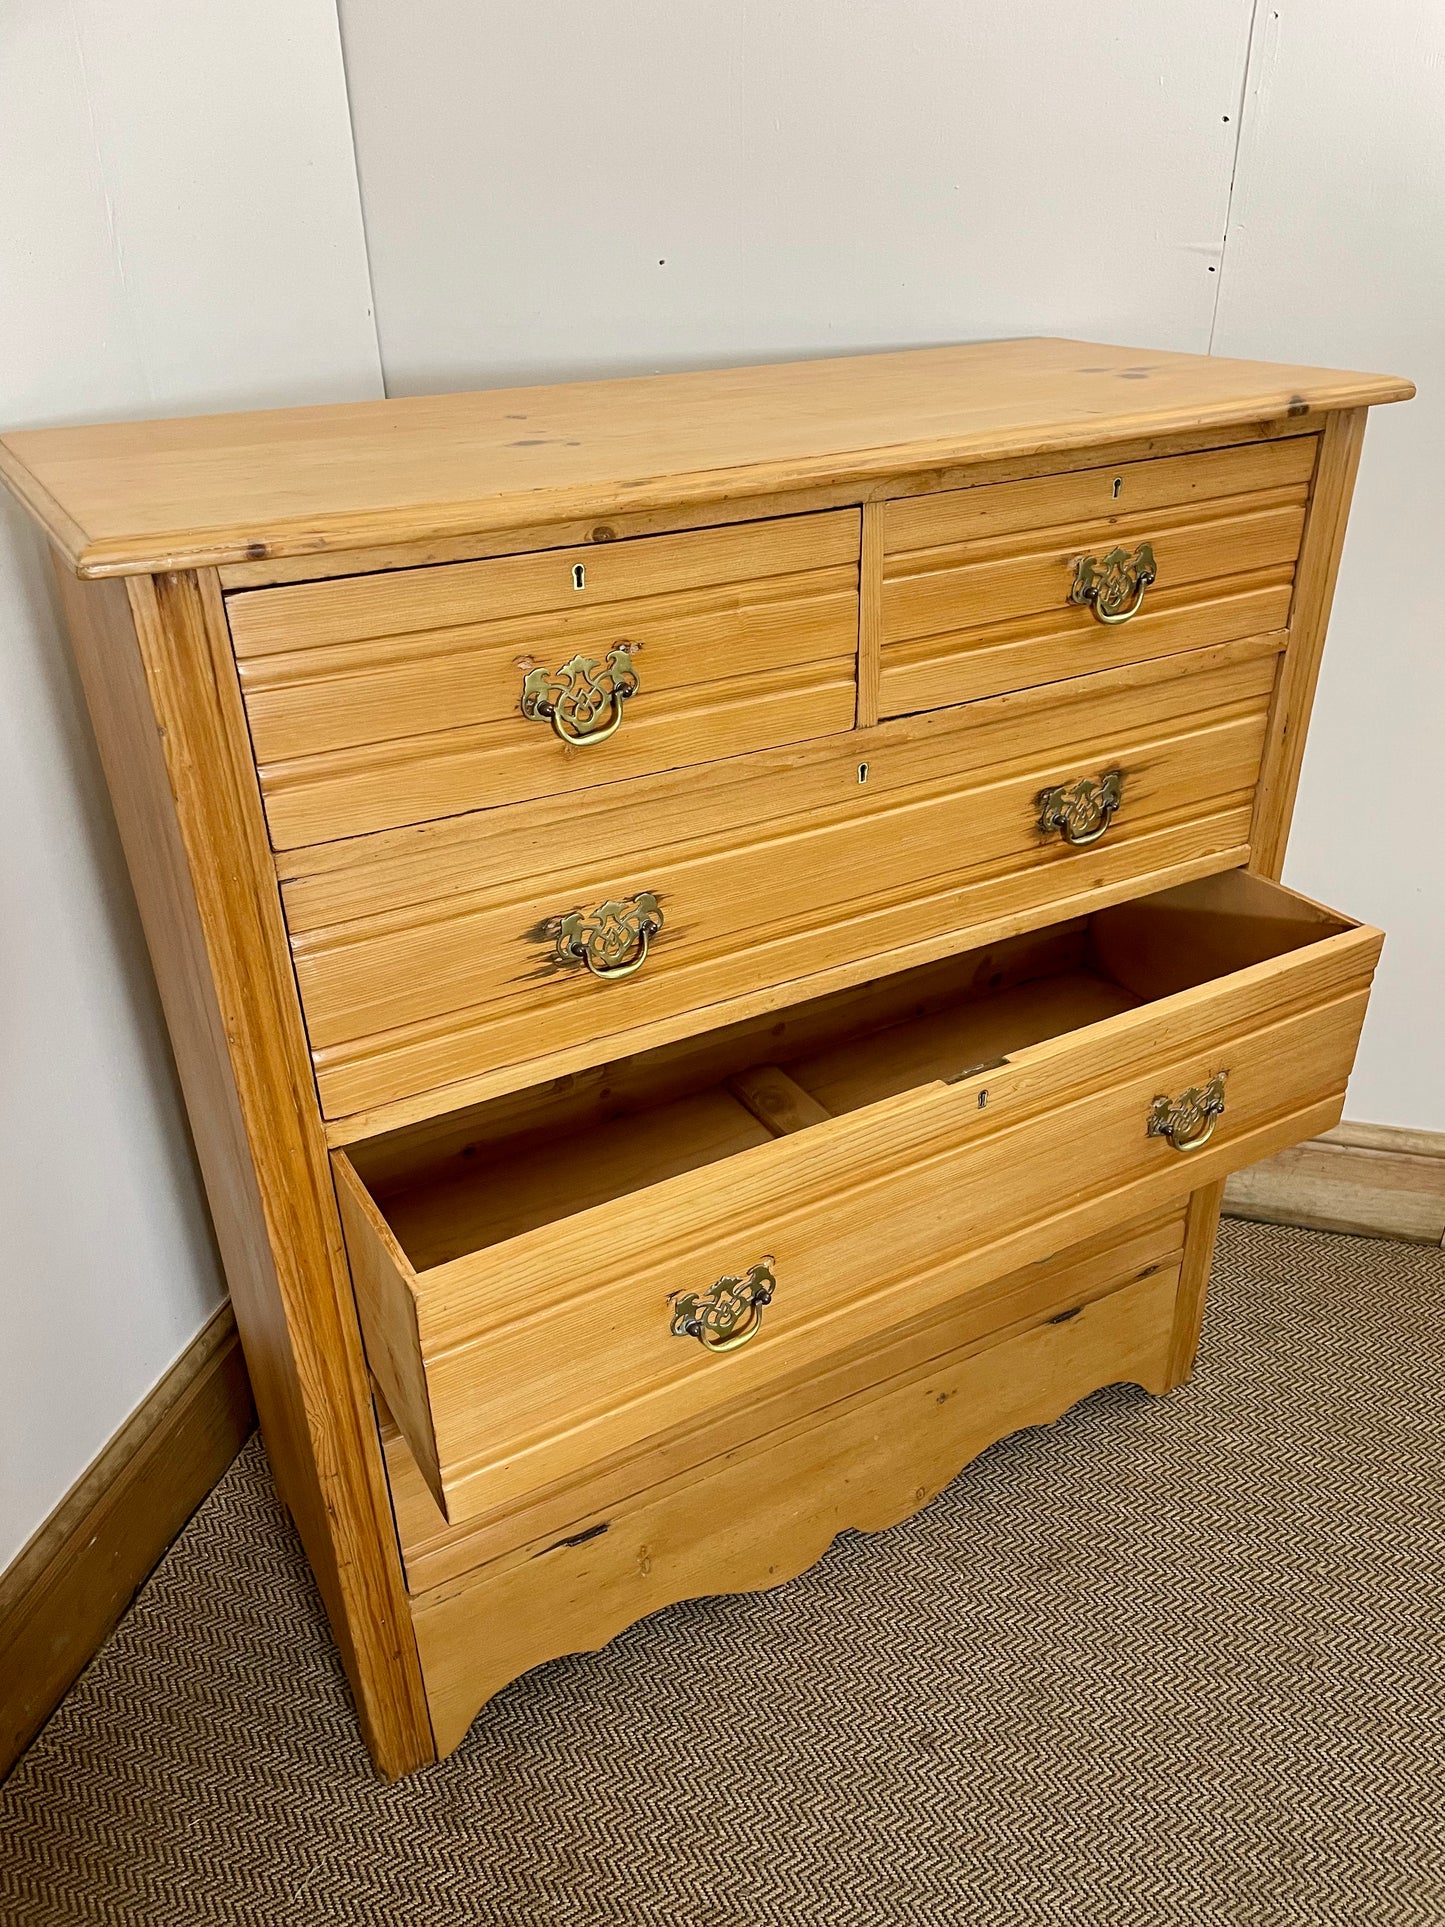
left=4, top=1220, right=1445, bottom=1926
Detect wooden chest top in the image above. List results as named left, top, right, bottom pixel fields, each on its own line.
left=0, top=337, right=1411, bottom=579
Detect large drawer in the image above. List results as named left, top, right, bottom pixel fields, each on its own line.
left=287, top=643, right=1280, bottom=1122
left=404, top=1225, right=1184, bottom=1754
left=881, top=435, right=1315, bottom=717
left=382, top=1201, right=1189, bottom=1594
left=334, top=869, right=1380, bottom=1526
left=227, top=510, right=860, bottom=847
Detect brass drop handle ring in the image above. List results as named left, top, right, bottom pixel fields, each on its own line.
left=670, top=1258, right=777, bottom=1353
left=520, top=646, right=639, bottom=746
left=1058, top=812, right=1112, bottom=849
left=1070, top=543, right=1157, bottom=625
left=1168, top=1113, right=1217, bottom=1152
left=1036, top=769, right=1124, bottom=847
left=1148, top=1072, right=1228, bottom=1153
left=550, top=697, right=626, bottom=747
left=580, top=922, right=650, bottom=980
left=1092, top=579, right=1149, bottom=625
left=551, top=892, right=663, bottom=981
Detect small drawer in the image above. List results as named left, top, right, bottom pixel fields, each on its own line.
left=287, top=645, right=1280, bottom=1122
left=334, top=869, right=1379, bottom=1527
left=880, top=436, right=1316, bottom=717
left=226, top=510, right=860, bottom=848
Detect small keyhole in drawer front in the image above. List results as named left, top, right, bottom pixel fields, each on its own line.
left=857, top=762, right=870, bottom=784
left=572, top=562, right=586, bottom=590
left=1112, top=477, right=1123, bottom=499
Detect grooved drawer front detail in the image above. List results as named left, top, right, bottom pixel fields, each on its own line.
left=880, top=437, right=1316, bottom=717
left=227, top=511, right=861, bottom=848
left=407, top=1246, right=1182, bottom=1751
left=333, top=871, right=1380, bottom=1527
left=382, top=1204, right=1189, bottom=1595
left=284, top=647, right=1280, bottom=1121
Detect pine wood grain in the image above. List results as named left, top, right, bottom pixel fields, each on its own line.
left=290, top=648, right=1279, bottom=1123
left=233, top=523, right=859, bottom=845
left=279, top=637, right=1281, bottom=921
left=1165, top=1181, right=1228, bottom=1389
left=10, top=343, right=1406, bottom=1782
left=210, top=415, right=1322, bottom=593
left=855, top=499, right=883, bottom=727
left=882, top=434, right=1316, bottom=554
left=1250, top=408, right=1368, bottom=876
left=335, top=874, right=1379, bottom=1525
left=52, top=566, right=435, bottom=1777
left=880, top=576, right=1294, bottom=719
left=383, top=1205, right=1189, bottom=1590
left=726, top=1065, right=835, bottom=1137
left=413, top=1262, right=1180, bottom=1757
left=227, top=509, right=860, bottom=654
left=348, top=924, right=1090, bottom=1200
left=878, top=446, right=1308, bottom=719
left=0, top=340, right=1411, bottom=578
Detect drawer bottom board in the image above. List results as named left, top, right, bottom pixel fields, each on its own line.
left=408, top=1233, right=1182, bottom=1758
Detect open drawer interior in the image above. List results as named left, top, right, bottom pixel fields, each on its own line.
left=337, top=865, right=1377, bottom=1524
left=347, top=868, right=1359, bottom=1273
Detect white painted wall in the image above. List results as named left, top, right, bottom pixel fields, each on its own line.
left=338, top=0, right=1255, bottom=391
left=341, top=0, right=1440, bottom=1127
left=1211, top=0, right=1445, bottom=1130
left=0, top=0, right=382, bottom=1569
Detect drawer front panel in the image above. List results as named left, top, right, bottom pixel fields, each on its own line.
left=290, top=648, right=1279, bottom=1121
left=880, top=436, right=1315, bottom=717
left=410, top=1259, right=1180, bottom=1753
left=385, top=1203, right=1189, bottom=1592
left=339, top=893, right=1378, bottom=1525
left=228, top=510, right=860, bottom=847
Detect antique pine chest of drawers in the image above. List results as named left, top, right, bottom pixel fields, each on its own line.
left=0, top=338, right=1412, bottom=1775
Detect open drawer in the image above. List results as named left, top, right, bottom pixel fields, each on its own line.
left=334, top=870, right=1381, bottom=1526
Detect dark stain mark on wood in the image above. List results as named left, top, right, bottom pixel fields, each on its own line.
left=1046, top=1304, right=1083, bottom=1325
left=245, top=541, right=268, bottom=559
left=537, top=1521, right=610, bottom=1556
left=1287, top=396, right=1311, bottom=417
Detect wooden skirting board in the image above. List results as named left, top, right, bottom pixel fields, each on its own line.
left=1225, top=1120, right=1445, bottom=1246
left=0, top=1303, right=255, bottom=1779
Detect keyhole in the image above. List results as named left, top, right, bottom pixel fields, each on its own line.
left=1112, top=477, right=1123, bottom=500
left=857, top=762, right=870, bottom=785
left=572, top=562, right=586, bottom=590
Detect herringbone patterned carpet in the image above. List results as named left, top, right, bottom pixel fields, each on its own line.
left=4, top=1220, right=1445, bottom=1926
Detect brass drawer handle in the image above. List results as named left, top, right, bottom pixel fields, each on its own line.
left=670, top=1257, right=776, bottom=1353
left=520, top=646, right=639, bottom=745
left=553, top=890, right=662, bottom=980
left=1036, top=768, right=1124, bottom=847
left=1148, top=1072, right=1228, bottom=1152
left=1070, top=542, right=1157, bottom=624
